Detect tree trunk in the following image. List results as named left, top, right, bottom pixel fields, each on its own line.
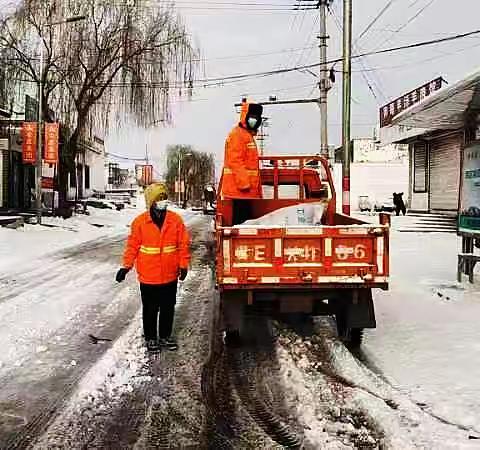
left=58, top=128, right=80, bottom=213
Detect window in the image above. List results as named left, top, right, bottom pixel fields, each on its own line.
left=413, top=142, right=427, bottom=193
left=262, top=184, right=305, bottom=199
left=85, top=165, right=90, bottom=189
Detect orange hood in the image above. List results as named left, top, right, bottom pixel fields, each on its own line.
left=239, top=101, right=263, bottom=129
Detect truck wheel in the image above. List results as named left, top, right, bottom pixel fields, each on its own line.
left=349, top=328, right=364, bottom=347
left=337, top=326, right=364, bottom=347
left=336, top=313, right=364, bottom=347
left=224, top=330, right=242, bottom=348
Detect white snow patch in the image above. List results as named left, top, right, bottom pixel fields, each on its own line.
left=0, top=206, right=139, bottom=274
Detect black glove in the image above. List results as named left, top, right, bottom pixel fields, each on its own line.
left=116, top=268, right=130, bottom=283
left=179, top=268, right=188, bottom=281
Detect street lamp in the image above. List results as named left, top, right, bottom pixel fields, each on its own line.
left=178, top=152, right=192, bottom=207
left=35, top=15, right=86, bottom=224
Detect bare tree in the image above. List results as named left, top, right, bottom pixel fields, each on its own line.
left=165, top=144, right=215, bottom=207
left=0, top=0, right=197, bottom=201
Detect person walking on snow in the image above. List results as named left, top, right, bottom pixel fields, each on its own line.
left=115, top=183, right=191, bottom=353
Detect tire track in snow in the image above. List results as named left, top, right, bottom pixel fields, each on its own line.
left=0, top=237, right=139, bottom=448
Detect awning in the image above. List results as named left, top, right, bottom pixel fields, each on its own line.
left=391, top=68, right=480, bottom=129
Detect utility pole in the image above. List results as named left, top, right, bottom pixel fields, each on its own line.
left=35, top=43, right=44, bottom=224
left=319, top=0, right=331, bottom=158
left=296, top=0, right=331, bottom=157
left=257, top=117, right=269, bottom=155
left=342, top=0, right=352, bottom=215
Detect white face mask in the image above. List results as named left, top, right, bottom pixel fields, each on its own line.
left=155, top=200, right=168, bottom=211
left=247, top=117, right=258, bottom=129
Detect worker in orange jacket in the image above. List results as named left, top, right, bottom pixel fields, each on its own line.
left=115, top=183, right=191, bottom=353
left=221, top=101, right=263, bottom=200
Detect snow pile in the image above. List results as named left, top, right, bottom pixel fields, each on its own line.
left=277, top=320, right=480, bottom=449
left=0, top=206, right=139, bottom=273
left=277, top=329, right=383, bottom=449
left=241, top=202, right=327, bottom=227
left=0, top=200, right=201, bottom=275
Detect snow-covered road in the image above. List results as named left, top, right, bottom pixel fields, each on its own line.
left=0, top=235, right=141, bottom=447
left=2, top=207, right=479, bottom=449
left=363, top=227, right=480, bottom=440
left=0, top=205, right=205, bottom=447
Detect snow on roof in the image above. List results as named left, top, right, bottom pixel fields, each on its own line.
left=391, top=67, right=480, bottom=130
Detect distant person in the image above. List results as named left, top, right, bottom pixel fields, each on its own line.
left=115, top=183, right=190, bottom=353
left=393, top=192, right=406, bottom=216
left=221, top=100, right=263, bottom=224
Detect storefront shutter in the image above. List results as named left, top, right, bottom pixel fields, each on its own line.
left=413, top=142, right=427, bottom=192
left=429, top=134, right=462, bottom=212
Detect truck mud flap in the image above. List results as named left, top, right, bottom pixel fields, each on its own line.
left=342, top=289, right=376, bottom=329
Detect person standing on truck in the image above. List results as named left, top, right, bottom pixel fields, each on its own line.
left=221, top=101, right=263, bottom=223
left=115, top=183, right=190, bottom=353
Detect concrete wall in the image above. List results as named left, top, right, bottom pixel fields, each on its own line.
left=408, top=147, right=429, bottom=211
left=333, top=162, right=409, bottom=212
left=85, top=150, right=106, bottom=195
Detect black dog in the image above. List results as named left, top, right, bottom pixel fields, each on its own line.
left=393, top=192, right=406, bottom=216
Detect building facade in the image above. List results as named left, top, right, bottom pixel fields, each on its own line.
left=381, top=70, right=480, bottom=217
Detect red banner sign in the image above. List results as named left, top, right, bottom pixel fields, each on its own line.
left=379, top=77, right=445, bottom=128
left=142, top=165, right=153, bottom=186
left=41, top=177, right=54, bottom=190
left=44, top=122, right=59, bottom=164
left=21, top=122, right=37, bottom=164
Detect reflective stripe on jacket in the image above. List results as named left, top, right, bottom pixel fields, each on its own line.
left=122, top=210, right=191, bottom=285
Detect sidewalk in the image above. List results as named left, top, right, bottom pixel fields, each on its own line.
left=0, top=206, right=140, bottom=274
left=363, top=227, right=480, bottom=434
left=0, top=202, right=203, bottom=275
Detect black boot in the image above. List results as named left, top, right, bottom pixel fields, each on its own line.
left=159, top=337, right=178, bottom=351
left=146, top=339, right=160, bottom=352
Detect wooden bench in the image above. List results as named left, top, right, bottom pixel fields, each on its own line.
left=458, top=253, right=480, bottom=283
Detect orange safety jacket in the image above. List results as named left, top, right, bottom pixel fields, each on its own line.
left=122, top=210, right=191, bottom=285
left=221, top=102, right=262, bottom=199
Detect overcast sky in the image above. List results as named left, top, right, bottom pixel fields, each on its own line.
left=105, top=0, right=480, bottom=176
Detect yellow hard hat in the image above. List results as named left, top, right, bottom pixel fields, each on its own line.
left=145, top=182, right=168, bottom=209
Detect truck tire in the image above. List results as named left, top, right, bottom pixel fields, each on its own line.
left=349, top=328, right=364, bottom=347
left=335, top=312, right=364, bottom=347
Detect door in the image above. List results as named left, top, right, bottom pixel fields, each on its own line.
left=429, top=134, right=462, bottom=212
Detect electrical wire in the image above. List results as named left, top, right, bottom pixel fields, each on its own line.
left=355, top=0, right=398, bottom=43
left=193, top=44, right=317, bottom=63
left=9, top=29, right=480, bottom=90
left=345, top=40, right=480, bottom=74
left=107, top=152, right=147, bottom=161
left=329, top=4, right=386, bottom=103
left=371, top=0, right=437, bottom=51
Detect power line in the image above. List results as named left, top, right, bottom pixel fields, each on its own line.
left=107, top=152, right=146, bottom=161
left=372, top=0, right=437, bottom=51
left=193, top=44, right=317, bottom=63
left=199, top=28, right=480, bottom=85
left=9, top=29, right=480, bottom=90
left=329, top=4, right=386, bottom=103
left=355, top=0, right=398, bottom=43
left=347, top=40, right=480, bottom=74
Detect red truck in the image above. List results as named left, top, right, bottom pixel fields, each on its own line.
left=216, top=155, right=390, bottom=346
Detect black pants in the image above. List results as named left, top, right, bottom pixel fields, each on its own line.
left=139, top=281, right=177, bottom=341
